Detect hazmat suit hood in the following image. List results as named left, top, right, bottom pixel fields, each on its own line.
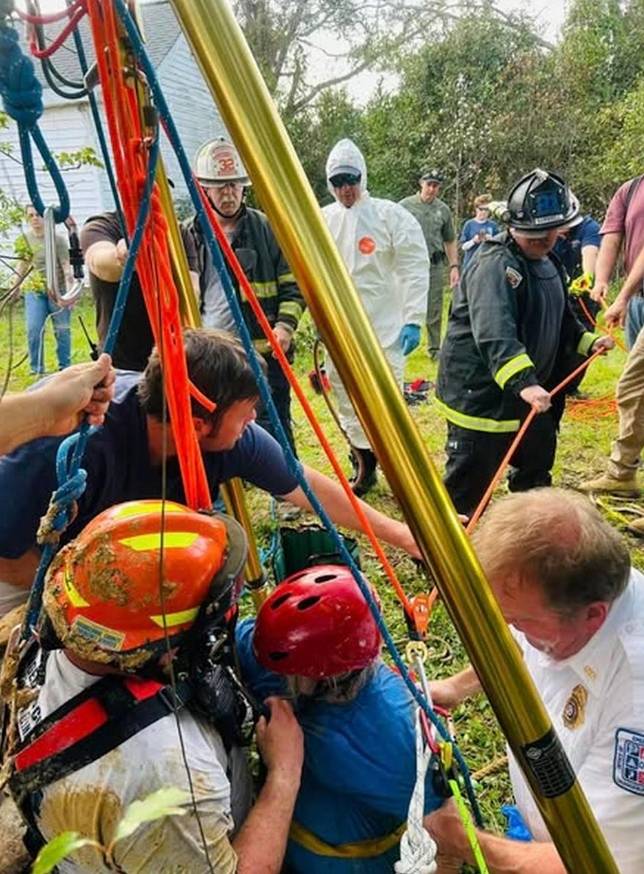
left=326, top=139, right=368, bottom=201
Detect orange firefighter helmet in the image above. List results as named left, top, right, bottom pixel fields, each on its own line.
left=43, top=500, right=247, bottom=667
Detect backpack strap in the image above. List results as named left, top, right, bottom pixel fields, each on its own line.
left=624, top=175, right=644, bottom=218
left=9, top=674, right=191, bottom=800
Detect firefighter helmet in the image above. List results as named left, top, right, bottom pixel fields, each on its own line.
left=253, top=565, right=381, bottom=678
left=193, top=137, right=251, bottom=187
left=43, top=501, right=247, bottom=668
left=506, top=168, right=578, bottom=235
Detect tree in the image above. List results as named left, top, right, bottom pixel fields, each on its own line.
left=234, top=0, right=554, bottom=118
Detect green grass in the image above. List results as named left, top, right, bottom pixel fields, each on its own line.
left=2, top=294, right=642, bottom=835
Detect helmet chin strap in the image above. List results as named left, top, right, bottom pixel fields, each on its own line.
left=207, top=189, right=246, bottom=222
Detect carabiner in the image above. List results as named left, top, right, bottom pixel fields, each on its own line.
left=43, top=207, right=84, bottom=307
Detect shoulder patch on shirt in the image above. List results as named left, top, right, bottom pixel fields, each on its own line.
left=505, top=266, right=523, bottom=288
left=613, top=727, right=644, bottom=795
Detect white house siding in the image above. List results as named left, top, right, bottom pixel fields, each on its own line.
left=0, top=24, right=226, bottom=243
left=156, top=33, right=226, bottom=198
left=0, top=98, right=105, bottom=234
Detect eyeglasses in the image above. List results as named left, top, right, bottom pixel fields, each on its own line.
left=330, top=174, right=361, bottom=188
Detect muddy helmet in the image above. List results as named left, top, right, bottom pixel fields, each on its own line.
left=194, top=137, right=251, bottom=187
left=43, top=501, right=247, bottom=669
left=506, top=168, right=578, bottom=234
left=253, top=564, right=381, bottom=678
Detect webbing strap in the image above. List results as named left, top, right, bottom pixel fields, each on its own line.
left=10, top=676, right=191, bottom=798
left=289, top=820, right=406, bottom=859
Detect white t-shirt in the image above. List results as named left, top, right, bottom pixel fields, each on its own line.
left=509, top=569, right=644, bottom=873
left=28, top=651, right=252, bottom=873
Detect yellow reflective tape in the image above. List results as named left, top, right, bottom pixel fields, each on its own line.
left=246, top=280, right=278, bottom=300
left=112, top=501, right=188, bottom=519
left=149, top=606, right=200, bottom=628
left=577, top=331, right=599, bottom=356
left=494, top=353, right=534, bottom=389
left=64, top=565, right=89, bottom=608
left=434, top=398, right=520, bottom=434
left=119, top=532, right=199, bottom=552
left=279, top=301, right=304, bottom=321
left=289, top=821, right=406, bottom=859
left=278, top=271, right=297, bottom=284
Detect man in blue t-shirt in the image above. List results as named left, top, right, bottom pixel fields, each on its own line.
left=553, top=212, right=601, bottom=331
left=459, top=195, right=499, bottom=269
left=236, top=565, right=447, bottom=873
left=0, top=329, right=420, bottom=616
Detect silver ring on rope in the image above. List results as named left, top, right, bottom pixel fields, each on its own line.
left=44, top=206, right=84, bottom=308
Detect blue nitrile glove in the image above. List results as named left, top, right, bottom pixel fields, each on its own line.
left=502, top=805, right=533, bottom=842
left=400, top=323, right=421, bottom=356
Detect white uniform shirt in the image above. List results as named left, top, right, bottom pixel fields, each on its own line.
left=509, top=569, right=644, bottom=873
left=27, top=651, right=252, bottom=873
left=322, top=139, right=429, bottom=349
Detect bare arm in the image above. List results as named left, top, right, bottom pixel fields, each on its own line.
left=283, top=465, right=420, bottom=558
left=0, top=355, right=115, bottom=455
left=233, top=698, right=303, bottom=874
left=444, top=240, right=460, bottom=287
left=581, top=244, right=599, bottom=277
left=0, top=551, right=40, bottom=590
left=426, top=801, right=566, bottom=874
left=430, top=665, right=481, bottom=709
left=591, top=233, right=622, bottom=301
left=605, top=243, right=644, bottom=327
left=84, top=240, right=125, bottom=283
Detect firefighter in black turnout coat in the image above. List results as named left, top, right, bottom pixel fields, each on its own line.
left=436, top=169, right=613, bottom=516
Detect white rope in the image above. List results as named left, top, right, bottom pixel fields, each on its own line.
left=395, top=708, right=438, bottom=874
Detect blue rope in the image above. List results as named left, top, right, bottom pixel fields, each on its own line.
left=23, top=134, right=160, bottom=635
left=114, top=0, right=483, bottom=826
left=0, top=24, right=69, bottom=222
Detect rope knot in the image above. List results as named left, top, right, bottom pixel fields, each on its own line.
left=36, top=469, right=87, bottom=547
left=0, top=25, right=43, bottom=127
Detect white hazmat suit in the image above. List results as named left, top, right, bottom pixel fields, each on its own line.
left=322, top=139, right=429, bottom=450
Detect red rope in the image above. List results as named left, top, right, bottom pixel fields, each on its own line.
left=28, top=4, right=87, bottom=58
left=86, top=0, right=211, bottom=511
left=18, top=0, right=85, bottom=25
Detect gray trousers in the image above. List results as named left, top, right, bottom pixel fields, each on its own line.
left=426, top=262, right=445, bottom=353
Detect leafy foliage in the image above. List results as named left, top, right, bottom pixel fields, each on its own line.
left=32, top=832, right=96, bottom=874
left=110, top=787, right=190, bottom=847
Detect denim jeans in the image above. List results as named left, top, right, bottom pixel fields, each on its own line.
left=24, top=292, right=71, bottom=373
left=626, top=295, right=644, bottom=349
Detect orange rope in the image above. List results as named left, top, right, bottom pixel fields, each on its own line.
left=86, top=1, right=211, bottom=511
left=466, top=348, right=606, bottom=533
left=567, top=395, right=617, bottom=421
left=578, top=296, right=627, bottom=353
left=197, top=185, right=416, bottom=620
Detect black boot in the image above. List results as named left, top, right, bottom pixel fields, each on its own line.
left=349, top=446, right=378, bottom=497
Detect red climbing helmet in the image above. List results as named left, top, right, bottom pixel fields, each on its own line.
left=253, top=565, right=381, bottom=678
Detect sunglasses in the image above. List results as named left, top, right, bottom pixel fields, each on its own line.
left=330, top=174, right=361, bottom=188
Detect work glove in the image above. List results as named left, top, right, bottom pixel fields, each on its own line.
left=400, top=323, right=421, bottom=356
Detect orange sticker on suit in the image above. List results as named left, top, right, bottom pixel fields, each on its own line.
left=358, top=236, right=376, bottom=255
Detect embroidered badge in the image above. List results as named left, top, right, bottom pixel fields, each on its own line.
left=562, top=683, right=588, bottom=730
left=613, top=728, right=644, bottom=796
left=505, top=266, right=523, bottom=288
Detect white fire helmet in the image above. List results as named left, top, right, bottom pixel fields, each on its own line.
left=193, top=137, right=251, bottom=187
